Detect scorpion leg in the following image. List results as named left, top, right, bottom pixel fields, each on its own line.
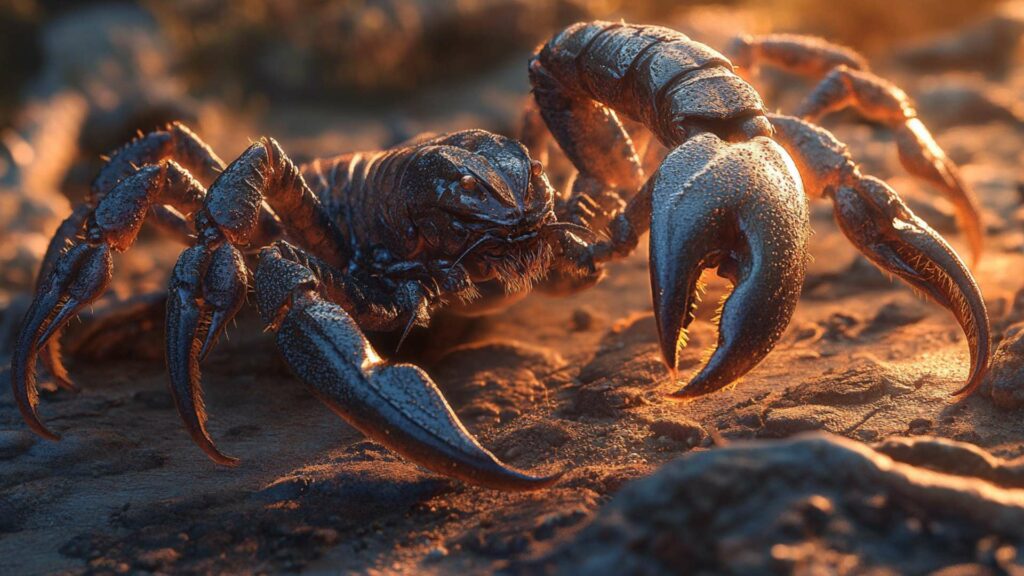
left=650, top=132, right=810, bottom=398
left=166, top=243, right=247, bottom=465
left=770, top=113, right=991, bottom=395
left=29, top=123, right=252, bottom=393
left=92, top=121, right=226, bottom=194
left=165, top=139, right=350, bottom=464
left=798, top=65, right=983, bottom=263
left=33, top=203, right=93, bottom=391
left=731, top=36, right=983, bottom=263
left=253, top=245, right=559, bottom=490
left=12, top=161, right=207, bottom=440
left=88, top=122, right=284, bottom=248
left=727, top=34, right=870, bottom=80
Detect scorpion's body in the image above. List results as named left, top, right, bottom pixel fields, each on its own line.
left=304, top=146, right=434, bottom=259
left=300, top=130, right=560, bottom=321
left=10, top=20, right=991, bottom=491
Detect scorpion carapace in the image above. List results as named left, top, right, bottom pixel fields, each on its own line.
left=11, top=125, right=609, bottom=490
left=525, top=21, right=990, bottom=398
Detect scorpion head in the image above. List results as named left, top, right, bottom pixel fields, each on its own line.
left=402, top=130, right=556, bottom=291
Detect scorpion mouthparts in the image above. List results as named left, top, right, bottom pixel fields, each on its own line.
left=650, top=134, right=809, bottom=398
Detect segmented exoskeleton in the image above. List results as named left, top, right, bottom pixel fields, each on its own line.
left=9, top=20, right=993, bottom=492
left=12, top=125, right=607, bottom=490
left=525, top=21, right=989, bottom=398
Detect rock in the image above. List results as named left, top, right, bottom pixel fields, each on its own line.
left=532, top=507, right=589, bottom=541
left=1013, top=290, right=1024, bottom=320
left=821, top=312, right=861, bottom=342
left=908, top=417, right=933, bottom=435
left=424, top=545, right=449, bottom=562
left=760, top=357, right=919, bottom=437
left=762, top=405, right=844, bottom=437
left=774, top=356, right=915, bottom=408
left=875, top=436, right=1024, bottom=488
left=516, top=434, right=1024, bottom=575
left=430, top=340, right=565, bottom=422
left=894, top=7, right=1024, bottom=74
left=572, top=382, right=648, bottom=418
left=493, top=420, right=573, bottom=463
left=917, top=77, right=1024, bottom=130
left=648, top=417, right=707, bottom=448
left=982, top=324, right=1024, bottom=408
left=570, top=306, right=602, bottom=332
left=563, top=464, right=656, bottom=495
left=255, top=460, right=451, bottom=510
left=134, top=547, right=180, bottom=571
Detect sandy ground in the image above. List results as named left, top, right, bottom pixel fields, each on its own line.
left=1, top=3, right=1024, bottom=575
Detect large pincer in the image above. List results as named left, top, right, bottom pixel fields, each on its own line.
left=648, top=133, right=810, bottom=397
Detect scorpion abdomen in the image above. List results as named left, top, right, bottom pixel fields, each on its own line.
left=301, top=148, right=413, bottom=252
left=538, top=21, right=767, bottom=146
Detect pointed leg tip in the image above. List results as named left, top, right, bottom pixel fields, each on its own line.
left=657, top=337, right=680, bottom=376
left=212, top=454, right=241, bottom=468
left=950, top=369, right=988, bottom=399
left=668, top=387, right=699, bottom=400
left=36, top=428, right=61, bottom=442
left=665, top=365, right=679, bottom=384
left=49, top=374, right=78, bottom=392
left=525, top=469, right=565, bottom=490
left=197, top=440, right=240, bottom=467
left=668, top=379, right=712, bottom=401
left=21, top=413, right=61, bottom=442
left=662, top=355, right=678, bottom=374
left=966, top=236, right=983, bottom=269
left=668, top=364, right=735, bottom=401
left=475, top=467, right=564, bottom=491
left=13, top=385, right=61, bottom=441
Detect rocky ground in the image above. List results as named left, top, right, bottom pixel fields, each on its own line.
left=1, top=2, right=1024, bottom=575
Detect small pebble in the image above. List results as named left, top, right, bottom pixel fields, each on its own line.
left=425, top=545, right=449, bottom=562
left=571, top=307, right=596, bottom=331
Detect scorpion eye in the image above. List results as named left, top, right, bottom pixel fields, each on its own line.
left=459, top=175, right=477, bottom=191
left=530, top=160, right=543, bottom=177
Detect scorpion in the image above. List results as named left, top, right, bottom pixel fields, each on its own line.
left=10, top=21, right=992, bottom=490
